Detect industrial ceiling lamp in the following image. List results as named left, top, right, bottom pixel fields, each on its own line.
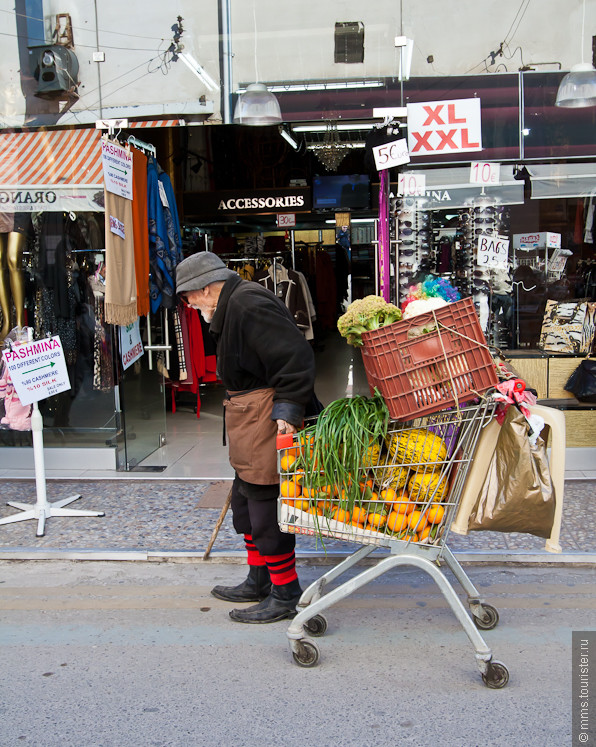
left=233, top=2, right=282, bottom=125
left=234, top=83, right=282, bottom=125
left=555, top=0, right=596, bottom=107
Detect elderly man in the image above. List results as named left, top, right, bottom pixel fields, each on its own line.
left=176, top=252, right=316, bottom=624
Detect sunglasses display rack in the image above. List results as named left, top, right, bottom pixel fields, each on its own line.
left=394, top=198, right=432, bottom=304
left=451, top=202, right=512, bottom=339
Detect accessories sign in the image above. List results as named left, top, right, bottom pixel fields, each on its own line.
left=407, top=98, right=482, bottom=155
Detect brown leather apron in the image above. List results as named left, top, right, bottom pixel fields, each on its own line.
left=223, top=387, right=278, bottom=485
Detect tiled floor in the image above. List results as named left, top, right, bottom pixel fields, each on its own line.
left=0, top=330, right=594, bottom=481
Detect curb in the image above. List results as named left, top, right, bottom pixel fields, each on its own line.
left=0, top=548, right=594, bottom=566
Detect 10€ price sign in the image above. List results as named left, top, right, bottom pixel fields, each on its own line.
left=477, top=234, right=510, bottom=268
left=470, top=162, right=500, bottom=185
left=397, top=172, right=426, bottom=197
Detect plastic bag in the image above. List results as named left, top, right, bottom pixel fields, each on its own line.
left=467, top=405, right=555, bottom=538
left=564, top=359, right=596, bottom=403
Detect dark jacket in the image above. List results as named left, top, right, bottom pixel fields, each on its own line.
left=209, top=275, right=315, bottom=425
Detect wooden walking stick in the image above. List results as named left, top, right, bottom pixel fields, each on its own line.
left=203, top=485, right=233, bottom=560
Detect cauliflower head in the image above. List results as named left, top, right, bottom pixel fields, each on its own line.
left=337, top=295, right=402, bottom=346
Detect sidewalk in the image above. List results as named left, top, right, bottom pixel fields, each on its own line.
left=0, top=478, right=594, bottom=563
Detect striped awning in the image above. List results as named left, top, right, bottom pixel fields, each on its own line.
left=129, top=119, right=184, bottom=128
left=0, top=128, right=104, bottom=187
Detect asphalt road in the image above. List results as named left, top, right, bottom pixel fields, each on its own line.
left=0, top=559, right=594, bottom=747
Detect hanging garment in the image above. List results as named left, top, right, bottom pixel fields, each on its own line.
left=584, top=197, right=595, bottom=244
left=158, top=165, right=183, bottom=267
left=132, top=148, right=150, bottom=317
left=255, top=263, right=311, bottom=335
left=295, top=269, right=316, bottom=341
left=104, top=188, right=137, bottom=326
left=147, top=158, right=175, bottom=313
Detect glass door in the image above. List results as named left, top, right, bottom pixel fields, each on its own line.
left=117, top=312, right=168, bottom=470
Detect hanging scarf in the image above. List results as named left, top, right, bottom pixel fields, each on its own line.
left=104, top=187, right=137, bottom=326
left=132, top=148, right=150, bottom=317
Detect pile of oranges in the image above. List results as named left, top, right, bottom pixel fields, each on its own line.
left=279, top=446, right=447, bottom=545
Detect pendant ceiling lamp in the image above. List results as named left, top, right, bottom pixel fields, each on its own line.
left=233, top=2, right=282, bottom=126
left=234, top=83, right=282, bottom=125
left=555, top=0, right=596, bottom=107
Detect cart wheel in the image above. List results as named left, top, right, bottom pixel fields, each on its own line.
left=482, top=660, right=509, bottom=689
left=473, top=604, right=499, bottom=631
left=292, top=640, right=320, bottom=668
left=303, top=614, right=328, bottom=637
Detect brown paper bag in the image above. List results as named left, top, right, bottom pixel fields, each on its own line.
left=467, top=406, right=555, bottom=538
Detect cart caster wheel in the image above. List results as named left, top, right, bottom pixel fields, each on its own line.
left=292, top=640, right=320, bottom=668
left=473, top=604, right=499, bottom=630
left=303, top=614, right=328, bottom=637
left=482, top=660, right=509, bottom=689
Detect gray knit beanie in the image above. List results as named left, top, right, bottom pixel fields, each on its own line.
left=176, top=252, right=237, bottom=294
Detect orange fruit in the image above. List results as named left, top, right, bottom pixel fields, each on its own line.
left=332, top=506, right=351, bottom=523
left=419, top=525, right=432, bottom=542
left=427, top=503, right=445, bottom=525
left=407, top=510, right=428, bottom=533
left=387, top=511, right=409, bottom=533
left=280, top=453, right=297, bottom=471
left=280, top=479, right=301, bottom=498
left=407, top=532, right=420, bottom=543
left=359, top=477, right=374, bottom=491
left=380, top=487, right=398, bottom=504
left=308, top=505, right=323, bottom=517
left=283, top=498, right=310, bottom=511
left=351, top=505, right=368, bottom=525
left=301, top=485, right=319, bottom=499
left=317, top=499, right=335, bottom=512
left=367, top=512, right=387, bottom=529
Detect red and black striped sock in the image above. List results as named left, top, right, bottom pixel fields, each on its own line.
left=263, top=551, right=298, bottom=586
left=244, top=534, right=266, bottom=567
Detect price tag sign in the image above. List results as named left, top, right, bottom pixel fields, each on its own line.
left=373, top=138, right=410, bottom=171
left=276, top=213, right=296, bottom=228
left=477, top=234, right=510, bottom=268
left=398, top=173, right=426, bottom=197
left=470, top=162, right=500, bottom=185
left=2, top=336, right=71, bottom=406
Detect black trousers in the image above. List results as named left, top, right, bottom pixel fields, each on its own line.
left=230, top=476, right=295, bottom=556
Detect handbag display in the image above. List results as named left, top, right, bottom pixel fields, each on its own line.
left=564, top=358, right=596, bottom=403
left=467, top=405, right=556, bottom=539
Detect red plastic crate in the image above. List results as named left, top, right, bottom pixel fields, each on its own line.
left=360, top=297, right=498, bottom=420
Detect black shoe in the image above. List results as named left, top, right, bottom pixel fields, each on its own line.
left=229, top=579, right=303, bottom=624
left=211, top=566, right=271, bottom=603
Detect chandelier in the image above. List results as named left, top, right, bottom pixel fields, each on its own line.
left=309, top=122, right=351, bottom=171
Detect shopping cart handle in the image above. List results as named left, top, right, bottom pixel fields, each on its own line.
left=276, top=433, right=295, bottom=450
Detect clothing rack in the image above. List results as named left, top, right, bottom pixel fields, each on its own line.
left=127, top=135, right=156, bottom=158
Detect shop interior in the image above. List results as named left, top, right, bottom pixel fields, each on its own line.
left=1, top=121, right=595, bottom=474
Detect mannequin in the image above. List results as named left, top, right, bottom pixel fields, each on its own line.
left=0, top=213, right=27, bottom=341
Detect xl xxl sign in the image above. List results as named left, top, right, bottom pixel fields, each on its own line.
left=407, top=98, right=482, bottom=155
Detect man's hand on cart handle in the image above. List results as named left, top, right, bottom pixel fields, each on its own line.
left=276, top=419, right=297, bottom=435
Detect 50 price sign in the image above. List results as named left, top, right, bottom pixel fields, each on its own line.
left=372, top=138, right=410, bottom=171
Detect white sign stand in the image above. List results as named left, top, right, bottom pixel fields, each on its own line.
left=0, top=329, right=104, bottom=536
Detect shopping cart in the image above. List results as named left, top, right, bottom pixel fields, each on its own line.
left=276, top=396, right=510, bottom=688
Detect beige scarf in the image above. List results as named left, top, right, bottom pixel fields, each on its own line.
left=104, top=187, right=137, bottom=326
